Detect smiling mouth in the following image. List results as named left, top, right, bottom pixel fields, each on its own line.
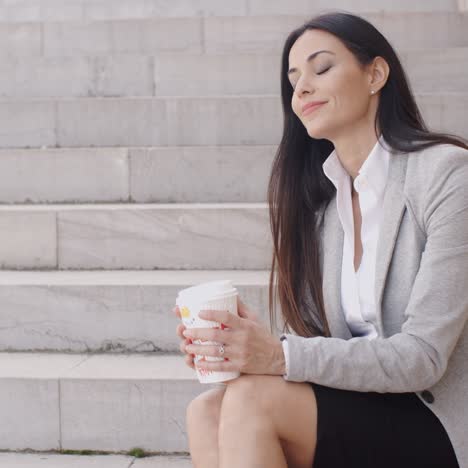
left=302, top=102, right=326, bottom=116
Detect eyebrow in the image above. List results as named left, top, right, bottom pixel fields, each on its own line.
left=287, top=50, right=335, bottom=75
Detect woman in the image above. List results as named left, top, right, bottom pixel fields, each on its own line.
left=174, top=11, right=467, bottom=468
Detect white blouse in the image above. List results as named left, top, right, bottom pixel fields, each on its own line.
left=282, top=135, right=390, bottom=376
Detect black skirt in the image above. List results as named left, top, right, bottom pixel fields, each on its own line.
left=310, top=383, right=460, bottom=468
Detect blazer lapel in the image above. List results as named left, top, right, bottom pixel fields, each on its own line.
left=321, top=149, right=409, bottom=340
left=321, top=197, right=352, bottom=339
left=373, top=151, right=409, bottom=336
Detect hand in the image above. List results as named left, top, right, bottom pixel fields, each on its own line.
left=183, top=296, right=286, bottom=376
left=237, top=296, right=260, bottom=324
left=173, top=305, right=196, bottom=370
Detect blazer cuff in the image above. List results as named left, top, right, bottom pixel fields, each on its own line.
left=280, top=335, right=289, bottom=378
left=280, top=333, right=310, bottom=382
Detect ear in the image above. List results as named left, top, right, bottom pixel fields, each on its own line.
left=367, top=56, right=390, bottom=93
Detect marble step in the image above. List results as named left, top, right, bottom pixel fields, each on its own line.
left=0, top=145, right=274, bottom=204
left=0, top=93, right=466, bottom=149
left=0, top=270, right=274, bottom=353
left=1, top=47, right=467, bottom=99
left=0, top=203, right=272, bottom=270
left=0, top=0, right=460, bottom=23
left=0, top=453, right=192, bottom=467
left=0, top=12, right=467, bottom=60
left=0, top=351, right=215, bottom=452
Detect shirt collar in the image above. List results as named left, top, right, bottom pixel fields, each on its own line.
left=322, top=134, right=390, bottom=200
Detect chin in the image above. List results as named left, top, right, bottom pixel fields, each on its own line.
left=304, top=118, right=337, bottom=140
left=305, top=124, right=327, bottom=140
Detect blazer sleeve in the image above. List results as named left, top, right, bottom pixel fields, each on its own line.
left=280, top=147, right=468, bottom=393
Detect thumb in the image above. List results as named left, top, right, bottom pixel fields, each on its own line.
left=237, top=296, right=258, bottom=322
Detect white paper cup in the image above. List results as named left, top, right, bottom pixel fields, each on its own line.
left=176, top=280, right=240, bottom=384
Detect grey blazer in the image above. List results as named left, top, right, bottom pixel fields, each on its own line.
left=280, top=142, right=468, bottom=467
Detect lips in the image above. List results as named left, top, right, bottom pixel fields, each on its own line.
left=302, top=101, right=326, bottom=116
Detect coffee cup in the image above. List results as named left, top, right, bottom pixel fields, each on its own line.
left=176, top=279, right=240, bottom=384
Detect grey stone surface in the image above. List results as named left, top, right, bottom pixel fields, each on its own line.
left=0, top=453, right=193, bottom=467
left=0, top=55, right=153, bottom=99
left=0, top=56, right=93, bottom=99
left=0, top=353, right=89, bottom=451
left=153, top=53, right=282, bottom=97
left=0, top=0, right=459, bottom=23
left=0, top=270, right=273, bottom=353
left=0, top=0, right=247, bottom=22
left=61, top=378, right=194, bottom=451
left=0, top=211, right=56, bottom=268
left=204, top=15, right=301, bottom=54
left=93, top=55, right=154, bottom=97
left=0, top=22, right=41, bottom=57
left=57, top=204, right=271, bottom=269
left=0, top=352, right=211, bottom=451
left=84, top=0, right=247, bottom=20
left=204, top=12, right=468, bottom=54
left=0, top=148, right=129, bottom=203
left=416, top=92, right=468, bottom=137
left=60, top=354, right=206, bottom=452
left=366, top=11, right=468, bottom=49
left=129, top=145, right=274, bottom=203
left=248, top=0, right=458, bottom=15
left=0, top=145, right=275, bottom=204
left=0, top=100, right=55, bottom=148
left=0, top=453, right=136, bottom=467
left=0, top=379, right=60, bottom=450
left=54, top=95, right=279, bottom=147
left=56, top=98, right=171, bottom=147
left=400, top=48, right=468, bottom=93
left=43, top=18, right=203, bottom=58
left=133, top=457, right=192, bottom=467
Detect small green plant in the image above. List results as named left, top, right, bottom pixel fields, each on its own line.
left=60, top=450, right=94, bottom=455
left=128, top=447, right=147, bottom=458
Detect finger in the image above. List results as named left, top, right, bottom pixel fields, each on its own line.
left=196, top=359, right=234, bottom=372
left=198, top=309, right=240, bottom=328
left=185, top=353, right=195, bottom=369
left=176, top=323, right=186, bottom=339
left=173, top=305, right=181, bottom=318
left=185, top=344, right=228, bottom=359
left=179, top=338, right=192, bottom=354
left=183, top=327, right=227, bottom=343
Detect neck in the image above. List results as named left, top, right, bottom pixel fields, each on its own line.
left=330, top=123, right=381, bottom=182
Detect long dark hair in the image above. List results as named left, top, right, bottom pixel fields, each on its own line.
left=267, top=11, right=468, bottom=338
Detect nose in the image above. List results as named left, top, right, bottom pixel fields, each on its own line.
left=293, top=76, right=313, bottom=98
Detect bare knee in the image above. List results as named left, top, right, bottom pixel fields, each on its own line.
left=221, top=374, right=282, bottom=415
left=186, top=385, right=227, bottom=430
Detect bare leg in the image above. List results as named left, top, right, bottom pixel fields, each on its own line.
left=218, top=402, right=287, bottom=468
left=186, top=386, right=226, bottom=468
left=218, top=375, right=317, bottom=468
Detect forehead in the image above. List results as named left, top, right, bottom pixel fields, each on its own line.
left=288, top=29, right=344, bottom=66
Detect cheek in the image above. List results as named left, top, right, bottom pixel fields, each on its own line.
left=338, top=93, right=369, bottom=123
left=291, top=95, right=300, bottom=117
left=333, top=75, right=368, bottom=111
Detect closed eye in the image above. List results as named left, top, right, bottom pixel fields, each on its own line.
left=291, top=66, right=332, bottom=90
left=317, top=66, right=331, bottom=75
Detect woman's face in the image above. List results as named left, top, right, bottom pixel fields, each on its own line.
left=288, top=29, right=375, bottom=141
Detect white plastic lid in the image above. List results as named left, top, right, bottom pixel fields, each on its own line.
left=177, top=279, right=237, bottom=302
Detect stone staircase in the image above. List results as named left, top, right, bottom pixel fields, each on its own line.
left=0, top=0, right=466, bottom=466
